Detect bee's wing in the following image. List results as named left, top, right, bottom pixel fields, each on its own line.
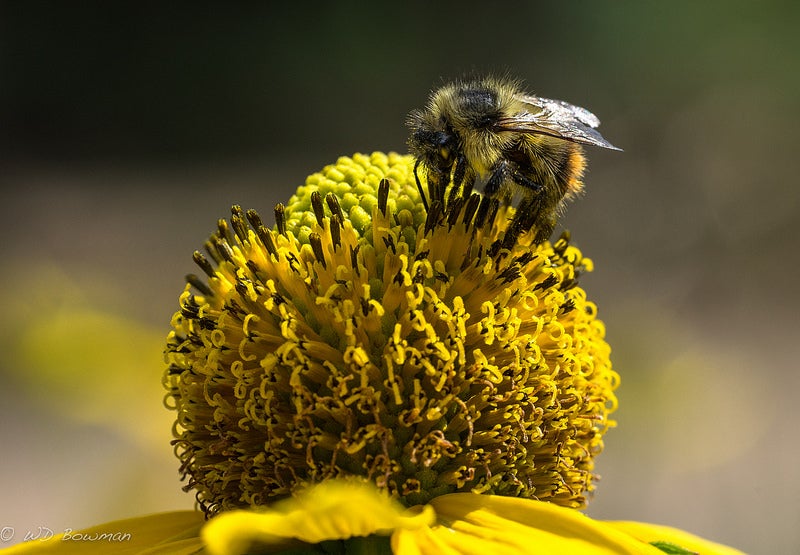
left=498, top=94, right=622, bottom=151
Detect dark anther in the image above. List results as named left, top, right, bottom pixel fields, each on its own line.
left=498, top=264, right=522, bottom=284
left=383, top=235, right=396, bottom=255
left=311, top=191, right=325, bottom=226
left=474, top=196, right=493, bottom=229
left=533, top=274, right=559, bottom=292
left=515, top=251, right=534, bottom=266
left=216, top=218, right=234, bottom=244
left=460, top=235, right=476, bottom=272
left=482, top=198, right=500, bottom=231
left=330, top=214, right=342, bottom=249
left=486, top=239, right=502, bottom=260
left=274, top=203, right=287, bottom=236
left=425, top=200, right=443, bottom=234
left=234, top=280, right=250, bottom=300
left=350, top=244, right=361, bottom=276
left=166, top=364, right=184, bottom=375
left=285, top=251, right=301, bottom=274
left=214, top=237, right=235, bottom=263
left=192, top=251, right=216, bottom=278
left=309, top=232, right=327, bottom=269
left=446, top=195, right=464, bottom=228
left=360, top=297, right=372, bottom=316
left=179, top=295, right=200, bottom=317
left=225, top=298, right=247, bottom=317
left=246, top=260, right=264, bottom=283
left=560, top=277, right=577, bottom=291
left=230, top=208, right=249, bottom=243
left=325, top=193, right=345, bottom=221
left=559, top=297, right=576, bottom=314
left=203, top=239, right=222, bottom=264
left=256, top=225, right=278, bottom=257
left=462, top=193, right=481, bottom=228
left=245, top=208, right=264, bottom=229
left=378, top=178, right=390, bottom=216
left=185, top=273, right=213, bottom=296
left=553, top=231, right=571, bottom=255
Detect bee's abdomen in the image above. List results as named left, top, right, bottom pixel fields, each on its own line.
left=561, top=145, right=587, bottom=200
left=522, top=138, right=586, bottom=199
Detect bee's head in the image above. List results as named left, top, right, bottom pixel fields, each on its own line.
left=406, top=110, right=458, bottom=172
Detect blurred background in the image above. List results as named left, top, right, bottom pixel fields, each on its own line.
left=1, top=2, right=798, bottom=552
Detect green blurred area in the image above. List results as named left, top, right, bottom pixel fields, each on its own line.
left=1, top=2, right=798, bottom=552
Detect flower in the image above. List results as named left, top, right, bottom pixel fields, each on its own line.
left=4, top=153, right=745, bottom=555
left=164, top=151, right=618, bottom=514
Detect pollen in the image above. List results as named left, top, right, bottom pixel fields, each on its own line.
left=164, top=152, right=618, bottom=516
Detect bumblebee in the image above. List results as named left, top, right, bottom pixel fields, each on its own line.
left=407, top=76, right=620, bottom=245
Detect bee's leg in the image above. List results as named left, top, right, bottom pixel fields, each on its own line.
left=428, top=165, right=449, bottom=207
left=452, top=154, right=467, bottom=192
left=502, top=196, right=536, bottom=249
left=447, top=154, right=468, bottom=207
left=503, top=167, right=548, bottom=247
left=511, top=172, right=558, bottom=244
left=484, top=161, right=521, bottom=249
left=532, top=212, right=556, bottom=244
left=483, top=161, right=510, bottom=199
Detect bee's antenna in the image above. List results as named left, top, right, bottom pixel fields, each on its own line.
left=413, top=159, right=430, bottom=212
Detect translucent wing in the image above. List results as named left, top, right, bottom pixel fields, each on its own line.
left=496, top=93, right=622, bottom=151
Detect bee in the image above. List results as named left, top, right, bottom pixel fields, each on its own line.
left=407, top=76, right=621, bottom=245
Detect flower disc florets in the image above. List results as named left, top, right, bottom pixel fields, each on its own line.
left=164, top=152, right=618, bottom=516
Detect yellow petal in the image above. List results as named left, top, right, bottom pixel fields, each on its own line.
left=395, top=493, right=665, bottom=555
left=1, top=511, right=205, bottom=555
left=201, top=480, right=435, bottom=555
left=604, top=521, right=747, bottom=555
left=392, top=525, right=463, bottom=555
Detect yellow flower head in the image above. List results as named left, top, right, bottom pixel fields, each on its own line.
left=164, top=152, right=619, bottom=516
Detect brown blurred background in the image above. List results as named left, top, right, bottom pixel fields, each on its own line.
left=1, top=2, right=798, bottom=552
